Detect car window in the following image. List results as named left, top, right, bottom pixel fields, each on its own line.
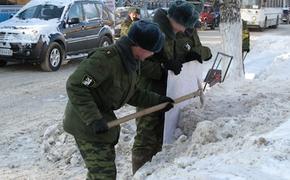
left=68, top=3, right=84, bottom=21
left=18, top=6, right=38, bottom=19
left=17, top=5, right=64, bottom=20
left=83, top=2, right=101, bottom=20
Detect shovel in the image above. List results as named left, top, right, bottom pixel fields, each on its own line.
left=107, top=79, right=204, bottom=128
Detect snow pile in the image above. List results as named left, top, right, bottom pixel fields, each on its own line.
left=245, top=35, right=290, bottom=80
left=41, top=123, right=82, bottom=166
left=133, top=33, right=290, bottom=179
left=40, top=105, right=136, bottom=179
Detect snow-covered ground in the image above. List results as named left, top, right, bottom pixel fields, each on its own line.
left=0, top=25, right=290, bottom=179
left=133, top=26, right=290, bottom=179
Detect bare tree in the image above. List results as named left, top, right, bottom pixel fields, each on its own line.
left=219, top=0, right=244, bottom=80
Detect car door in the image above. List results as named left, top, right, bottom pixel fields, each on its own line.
left=81, top=1, right=103, bottom=51
left=63, top=2, right=88, bottom=55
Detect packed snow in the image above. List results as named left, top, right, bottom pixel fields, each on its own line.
left=133, top=28, right=290, bottom=179
left=0, top=25, right=290, bottom=180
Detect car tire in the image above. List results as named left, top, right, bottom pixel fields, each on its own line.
left=210, top=23, right=215, bottom=30
left=0, top=60, right=7, bottom=67
left=40, top=42, right=64, bottom=72
left=201, top=23, right=207, bottom=31
left=260, top=18, right=267, bottom=31
left=272, top=16, right=279, bottom=29
left=99, top=36, right=113, bottom=47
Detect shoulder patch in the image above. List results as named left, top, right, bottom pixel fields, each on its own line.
left=184, top=43, right=192, bottom=51
left=101, top=46, right=116, bottom=57
left=82, top=74, right=96, bottom=87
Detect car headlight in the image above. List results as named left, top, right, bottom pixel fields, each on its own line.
left=252, top=16, right=256, bottom=21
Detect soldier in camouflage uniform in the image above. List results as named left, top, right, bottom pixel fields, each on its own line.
left=120, top=7, right=140, bottom=36
left=63, top=20, right=174, bottom=180
left=242, top=20, right=250, bottom=73
left=132, top=0, right=211, bottom=174
left=242, top=20, right=250, bottom=53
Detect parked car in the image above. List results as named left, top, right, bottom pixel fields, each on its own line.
left=0, top=0, right=114, bottom=71
left=199, top=3, right=216, bottom=30
left=114, top=6, right=149, bottom=37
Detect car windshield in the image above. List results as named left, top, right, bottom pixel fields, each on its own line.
left=17, top=4, right=64, bottom=20
left=241, top=0, right=261, bottom=9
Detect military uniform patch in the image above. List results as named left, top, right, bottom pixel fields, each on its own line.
left=184, top=43, right=191, bottom=51
left=82, top=74, right=96, bottom=87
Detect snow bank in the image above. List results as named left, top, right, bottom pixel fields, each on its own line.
left=40, top=105, right=136, bottom=179
left=245, top=35, right=290, bottom=80
left=133, top=31, right=290, bottom=180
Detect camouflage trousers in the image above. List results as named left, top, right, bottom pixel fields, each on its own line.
left=132, top=110, right=164, bottom=174
left=75, top=138, right=116, bottom=180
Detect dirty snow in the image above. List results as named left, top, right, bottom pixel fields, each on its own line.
left=1, top=25, right=290, bottom=180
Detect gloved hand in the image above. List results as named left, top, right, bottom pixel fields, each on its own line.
left=159, top=96, right=174, bottom=113
left=163, top=59, right=183, bottom=75
left=204, top=54, right=212, bottom=61
left=184, top=51, right=202, bottom=64
left=91, top=118, right=109, bottom=134
left=201, top=46, right=212, bottom=61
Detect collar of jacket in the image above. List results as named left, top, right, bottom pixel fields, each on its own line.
left=153, top=8, right=176, bottom=41
left=115, top=36, right=138, bottom=73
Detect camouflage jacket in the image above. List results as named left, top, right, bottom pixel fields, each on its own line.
left=120, top=16, right=133, bottom=36
left=63, top=37, right=161, bottom=142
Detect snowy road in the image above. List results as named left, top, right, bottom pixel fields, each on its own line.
left=0, top=24, right=289, bottom=179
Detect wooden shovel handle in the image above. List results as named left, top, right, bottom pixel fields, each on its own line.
left=107, top=90, right=201, bottom=128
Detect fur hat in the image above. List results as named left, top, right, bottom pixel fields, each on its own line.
left=128, top=20, right=165, bottom=52
left=168, top=0, right=198, bottom=28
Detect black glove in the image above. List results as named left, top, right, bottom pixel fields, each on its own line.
left=159, top=96, right=174, bottom=113
left=163, top=59, right=183, bottom=75
left=91, top=118, right=109, bottom=134
left=204, top=54, right=212, bottom=61
left=184, top=51, right=202, bottom=64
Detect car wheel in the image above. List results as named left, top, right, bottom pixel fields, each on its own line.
left=99, top=36, right=113, bottom=47
left=40, top=42, right=64, bottom=72
left=0, top=60, right=7, bottom=67
left=260, top=18, right=267, bottom=31
left=201, top=23, right=207, bottom=31
left=210, top=22, right=215, bottom=30
left=273, top=16, right=279, bottom=28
